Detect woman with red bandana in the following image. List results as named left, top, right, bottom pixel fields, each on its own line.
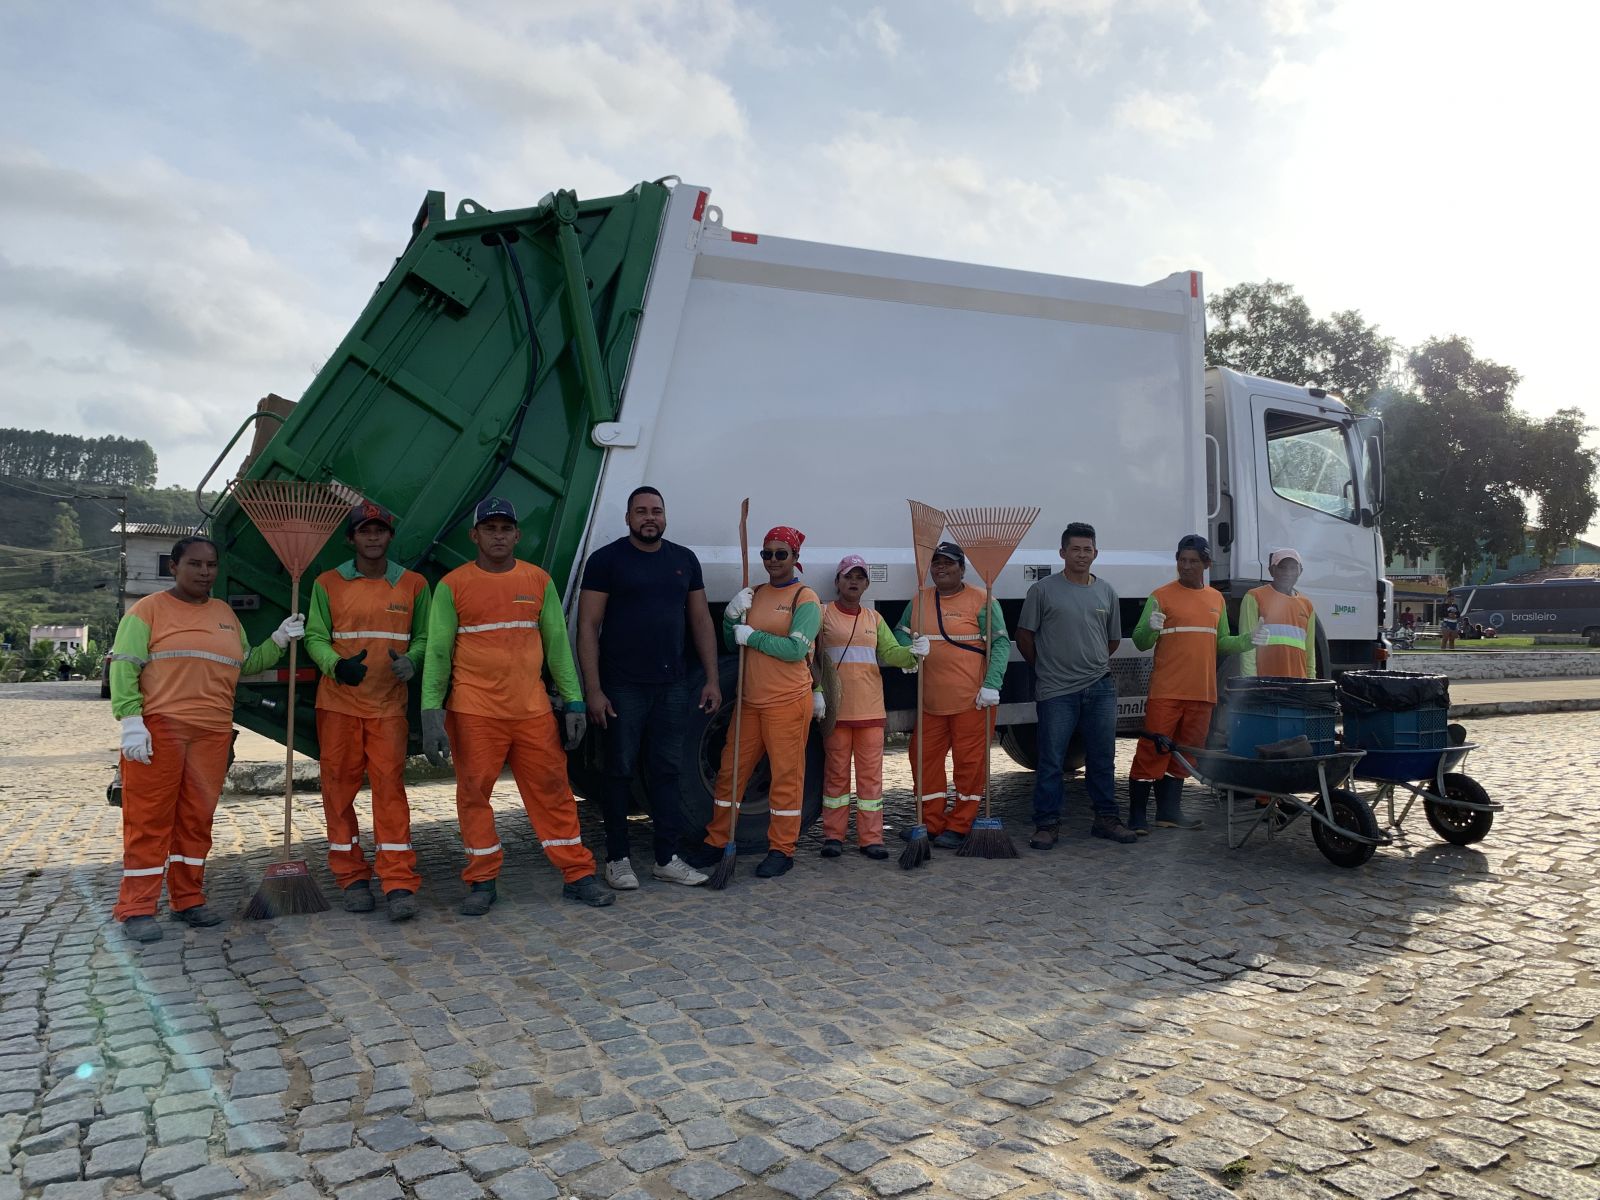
left=685, top=525, right=821, bottom=879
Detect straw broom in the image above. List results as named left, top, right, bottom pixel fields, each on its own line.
left=899, top=500, right=946, bottom=870
left=945, top=505, right=1040, bottom=860
left=233, top=478, right=351, bottom=918
left=708, top=499, right=751, bottom=890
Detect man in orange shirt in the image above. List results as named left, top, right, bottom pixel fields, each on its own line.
left=1128, top=534, right=1251, bottom=831
left=304, top=502, right=430, bottom=922
left=420, top=497, right=613, bottom=915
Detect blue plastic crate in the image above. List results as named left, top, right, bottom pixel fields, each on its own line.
left=1227, top=707, right=1336, bottom=757
left=1341, top=703, right=1448, bottom=750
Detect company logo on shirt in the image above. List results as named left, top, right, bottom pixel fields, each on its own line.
left=513, top=594, right=537, bottom=604
left=386, top=602, right=409, bottom=614
left=218, top=622, right=236, bottom=632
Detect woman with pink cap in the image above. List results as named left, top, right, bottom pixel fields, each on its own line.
left=817, top=555, right=927, bottom=858
left=683, top=525, right=821, bottom=879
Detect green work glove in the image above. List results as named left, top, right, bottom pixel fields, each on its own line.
left=334, top=649, right=368, bottom=686
left=563, top=708, right=587, bottom=751
left=421, top=708, right=451, bottom=767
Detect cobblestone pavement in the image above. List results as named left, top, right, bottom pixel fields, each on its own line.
left=4, top=686, right=1600, bottom=1200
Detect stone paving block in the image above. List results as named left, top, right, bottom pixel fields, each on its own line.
left=769, top=1159, right=843, bottom=1199
left=141, top=1139, right=209, bottom=1185
left=1324, top=1164, right=1416, bottom=1199
left=359, top=1115, right=428, bottom=1153
left=338, top=1175, right=405, bottom=1200
left=394, top=1148, right=460, bottom=1183
left=299, top=1122, right=355, bottom=1152
left=414, top=1173, right=484, bottom=1200
left=679, top=1117, right=737, bottom=1150
left=36, top=1184, right=109, bottom=1200
left=431, top=1122, right=508, bottom=1152
left=22, top=1148, right=82, bottom=1188
left=461, top=1145, right=530, bottom=1179
left=824, top=1139, right=889, bottom=1173
left=667, top=1160, right=744, bottom=1200
left=314, top=1148, right=390, bottom=1188
left=487, top=1167, right=559, bottom=1200
left=864, top=1161, right=930, bottom=1197
left=775, top=1114, right=847, bottom=1151
left=84, top=1136, right=146, bottom=1178
left=617, top=1132, right=685, bottom=1172
left=1507, top=1162, right=1600, bottom=1200
left=602, top=1110, right=666, bottom=1145
left=237, top=1152, right=312, bottom=1187
left=520, top=1114, right=578, bottom=1145
left=721, top=1133, right=787, bottom=1175
left=1147, top=1166, right=1238, bottom=1199
left=167, top=1164, right=248, bottom=1200
left=225, top=1121, right=289, bottom=1153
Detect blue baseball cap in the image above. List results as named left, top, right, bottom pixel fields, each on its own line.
left=1176, top=533, right=1212, bottom=561
left=474, top=496, right=518, bottom=525
left=347, top=500, right=396, bottom=535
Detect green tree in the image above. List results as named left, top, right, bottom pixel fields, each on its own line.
left=48, top=503, right=84, bottom=587
left=1206, top=280, right=1396, bottom=404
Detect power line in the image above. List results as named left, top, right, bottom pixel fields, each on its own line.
left=0, top=543, right=120, bottom=558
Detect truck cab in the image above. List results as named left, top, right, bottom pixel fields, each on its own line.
left=1204, top=366, right=1387, bottom=674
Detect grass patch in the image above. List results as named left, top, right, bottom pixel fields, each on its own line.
left=1219, top=1158, right=1256, bottom=1185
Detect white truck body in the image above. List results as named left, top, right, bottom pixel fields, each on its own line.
left=574, top=182, right=1385, bottom=729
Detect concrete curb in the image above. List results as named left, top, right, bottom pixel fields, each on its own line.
left=225, top=756, right=452, bottom=795
left=1452, top=696, right=1600, bottom=719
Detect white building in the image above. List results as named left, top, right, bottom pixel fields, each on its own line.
left=113, top=523, right=202, bottom=603
left=30, top=624, right=90, bottom=654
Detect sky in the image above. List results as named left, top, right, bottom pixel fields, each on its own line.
left=1, top=0, right=1594, bottom=527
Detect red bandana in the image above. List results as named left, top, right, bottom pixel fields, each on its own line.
left=764, top=525, right=804, bottom=568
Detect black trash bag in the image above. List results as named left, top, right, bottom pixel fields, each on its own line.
left=1224, top=676, right=1340, bottom=713
left=1338, top=670, right=1450, bottom=713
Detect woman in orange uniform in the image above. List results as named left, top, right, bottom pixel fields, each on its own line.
left=893, top=542, right=1010, bottom=850
left=817, top=555, right=927, bottom=859
left=109, top=535, right=304, bottom=943
left=685, top=525, right=821, bottom=880
left=1127, top=534, right=1251, bottom=831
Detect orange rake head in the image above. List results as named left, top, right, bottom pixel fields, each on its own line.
left=229, top=478, right=356, bottom=579
left=942, top=505, right=1041, bottom=589
left=908, top=499, right=947, bottom=588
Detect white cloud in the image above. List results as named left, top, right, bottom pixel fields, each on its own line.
left=1254, top=52, right=1317, bottom=104
left=854, top=8, right=903, bottom=60
left=1262, top=0, right=1314, bottom=36
left=1113, top=89, right=1212, bottom=143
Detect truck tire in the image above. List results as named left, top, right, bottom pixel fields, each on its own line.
left=567, top=660, right=825, bottom=854
left=1586, top=627, right=1600, bottom=648
left=684, top=657, right=824, bottom=852
left=998, top=724, right=1084, bottom=777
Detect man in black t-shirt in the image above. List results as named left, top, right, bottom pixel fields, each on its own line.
left=577, top=486, right=721, bottom=889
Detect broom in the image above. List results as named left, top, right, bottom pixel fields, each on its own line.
left=708, top=498, right=751, bottom=890
left=899, top=500, right=946, bottom=871
left=945, top=505, right=1040, bottom=860
left=233, top=478, right=351, bottom=918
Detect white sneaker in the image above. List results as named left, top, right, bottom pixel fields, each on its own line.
left=651, top=856, right=708, bottom=886
left=604, top=858, right=640, bottom=890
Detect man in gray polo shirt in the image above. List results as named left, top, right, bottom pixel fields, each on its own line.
left=1016, top=522, right=1137, bottom=848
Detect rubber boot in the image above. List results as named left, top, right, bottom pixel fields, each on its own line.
left=1128, top=780, right=1153, bottom=833
left=1154, top=776, right=1202, bottom=829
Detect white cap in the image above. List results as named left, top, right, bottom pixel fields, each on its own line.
left=1268, top=548, right=1303, bottom=568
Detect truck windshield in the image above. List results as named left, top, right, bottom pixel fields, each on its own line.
left=1263, top=411, right=1357, bottom=521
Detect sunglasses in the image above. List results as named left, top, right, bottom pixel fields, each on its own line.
left=759, top=549, right=791, bottom=561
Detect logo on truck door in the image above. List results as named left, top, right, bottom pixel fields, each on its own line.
left=1333, top=603, right=1358, bottom=616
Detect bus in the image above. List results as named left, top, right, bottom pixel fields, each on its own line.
left=1450, top=579, right=1600, bottom=644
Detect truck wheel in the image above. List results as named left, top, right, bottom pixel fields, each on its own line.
left=998, top=725, right=1084, bottom=777
left=1586, top=627, right=1600, bottom=648
left=679, top=657, right=824, bottom=853
left=1423, top=773, right=1494, bottom=845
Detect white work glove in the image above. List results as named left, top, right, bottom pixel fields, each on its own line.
left=271, top=613, right=306, bottom=648
left=1148, top=608, right=1166, bottom=631
left=120, top=715, right=152, bottom=764
left=975, top=687, right=1000, bottom=710
left=726, top=587, right=755, bottom=620
left=909, top=635, right=931, bottom=658
left=812, top=691, right=826, bottom=721
left=1251, top=622, right=1271, bottom=647
left=388, top=650, right=415, bottom=681
left=733, top=624, right=755, bottom=647
left=563, top=709, right=587, bottom=751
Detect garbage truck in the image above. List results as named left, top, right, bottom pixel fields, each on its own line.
left=202, top=178, right=1389, bottom=846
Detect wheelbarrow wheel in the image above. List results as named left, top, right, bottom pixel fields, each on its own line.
left=1423, top=773, right=1494, bottom=845
left=1311, top=788, right=1380, bottom=868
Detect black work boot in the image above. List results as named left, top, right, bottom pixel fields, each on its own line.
left=562, top=875, right=617, bottom=907
left=343, top=880, right=376, bottom=913
left=1128, top=780, right=1153, bottom=834
left=171, top=904, right=223, bottom=927
left=820, top=840, right=843, bottom=858
left=1090, top=816, right=1139, bottom=844
left=754, top=851, right=793, bottom=878
left=681, top=842, right=724, bottom=870
left=386, top=889, right=418, bottom=922
left=122, top=916, right=162, bottom=943
left=1154, top=777, right=1203, bottom=829
left=459, top=881, right=497, bottom=916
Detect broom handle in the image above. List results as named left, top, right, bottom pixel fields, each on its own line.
left=914, top=586, right=924, bottom=824
left=982, top=583, right=993, bottom=819
left=726, top=503, right=750, bottom=844
left=282, top=573, right=300, bottom=853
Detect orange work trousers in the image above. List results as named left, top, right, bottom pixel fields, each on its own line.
left=316, top=710, right=420, bottom=894
left=705, top=692, right=811, bottom=856
left=822, top=724, right=885, bottom=846
left=114, top=715, right=232, bottom=920
left=1130, top=697, right=1214, bottom=781
left=909, top=707, right=993, bottom=836
left=448, top=711, right=596, bottom=884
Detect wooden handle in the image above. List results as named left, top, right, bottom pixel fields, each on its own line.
left=282, top=574, right=300, bottom=853
left=726, top=498, right=751, bottom=842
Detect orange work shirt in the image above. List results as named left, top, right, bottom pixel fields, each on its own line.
left=119, top=592, right=256, bottom=730
left=1147, top=581, right=1229, bottom=704
left=435, top=561, right=558, bottom=719
left=742, top=582, right=819, bottom=708
left=310, top=567, right=429, bottom=718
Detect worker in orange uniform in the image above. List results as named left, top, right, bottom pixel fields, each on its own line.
left=418, top=497, right=613, bottom=916
left=1238, top=549, right=1318, bottom=679
left=683, top=525, right=822, bottom=880
left=817, top=555, right=927, bottom=859
left=893, top=542, right=1010, bottom=850
left=303, top=501, right=430, bottom=922
left=1127, top=534, right=1252, bottom=831
left=109, top=534, right=304, bottom=943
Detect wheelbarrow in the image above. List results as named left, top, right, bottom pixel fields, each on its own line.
left=1139, top=732, right=1388, bottom=868
left=1351, top=742, right=1498, bottom=845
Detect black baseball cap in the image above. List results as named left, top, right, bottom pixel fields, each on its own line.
left=1176, top=533, right=1212, bottom=561
left=932, top=541, right=965, bottom=567
left=474, top=496, right=518, bottom=525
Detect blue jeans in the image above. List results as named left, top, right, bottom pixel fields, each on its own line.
left=600, top=681, right=691, bottom=865
left=1031, top=674, right=1117, bottom=826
